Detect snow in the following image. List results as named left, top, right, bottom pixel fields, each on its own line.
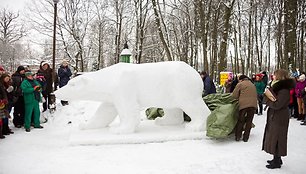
left=55, top=62, right=210, bottom=134
left=0, top=101, right=305, bottom=174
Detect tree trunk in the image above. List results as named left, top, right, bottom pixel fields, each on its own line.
left=219, top=0, right=235, bottom=72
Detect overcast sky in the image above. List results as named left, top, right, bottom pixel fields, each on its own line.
left=0, top=0, right=30, bottom=12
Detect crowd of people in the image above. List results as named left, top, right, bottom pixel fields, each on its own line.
left=0, top=60, right=72, bottom=138
left=201, top=69, right=306, bottom=169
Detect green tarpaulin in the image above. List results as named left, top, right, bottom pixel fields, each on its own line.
left=145, top=93, right=239, bottom=139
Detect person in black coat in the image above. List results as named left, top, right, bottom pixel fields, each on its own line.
left=11, top=66, right=26, bottom=128
left=58, top=60, right=72, bottom=106
left=37, top=61, right=58, bottom=112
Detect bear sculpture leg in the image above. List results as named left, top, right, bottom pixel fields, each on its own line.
left=79, top=102, right=117, bottom=130
left=181, top=98, right=208, bottom=131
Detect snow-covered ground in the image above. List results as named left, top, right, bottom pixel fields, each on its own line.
left=0, top=101, right=304, bottom=174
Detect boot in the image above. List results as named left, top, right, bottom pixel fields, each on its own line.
left=297, top=114, right=303, bottom=120
left=0, top=125, right=5, bottom=139
left=267, top=158, right=283, bottom=165
left=266, top=157, right=282, bottom=169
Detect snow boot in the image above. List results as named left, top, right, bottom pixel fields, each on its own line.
left=0, top=125, right=5, bottom=139
left=266, top=157, right=282, bottom=169
left=297, top=114, right=303, bottom=120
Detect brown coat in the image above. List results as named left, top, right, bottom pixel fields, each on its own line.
left=231, top=79, right=257, bottom=110
left=262, top=79, right=295, bottom=156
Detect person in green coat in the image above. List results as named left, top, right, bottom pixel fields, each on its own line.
left=21, top=71, right=43, bottom=132
left=254, top=74, right=266, bottom=115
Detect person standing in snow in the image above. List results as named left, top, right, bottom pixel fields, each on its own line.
left=11, top=66, right=26, bottom=128
left=300, top=86, right=306, bottom=125
left=37, top=61, right=58, bottom=112
left=58, top=60, right=72, bottom=106
left=295, top=73, right=306, bottom=120
left=21, top=72, right=43, bottom=132
left=232, top=75, right=257, bottom=142
left=0, top=73, right=14, bottom=135
left=254, top=74, right=265, bottom=115
left=0, top=74, right=9, bottom=139
left=262, top=69, right=295, bottom=169
left=200, top=71, right=216, bottom=96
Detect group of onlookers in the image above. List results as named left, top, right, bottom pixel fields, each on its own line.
left=0, top=60, right=72, bottom=138
left=201, top=68, right=305, bottom=169
left=221, top=69, right=306, bottom=169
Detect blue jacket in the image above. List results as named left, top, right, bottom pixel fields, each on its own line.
left=58, top=65, right=72, bottom=88
left=203, top=76, right=216, bottom=96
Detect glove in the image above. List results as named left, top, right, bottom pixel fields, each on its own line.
left=7, top=86, right=14, bottom=93
left=34, top=86, right=41, bottom=91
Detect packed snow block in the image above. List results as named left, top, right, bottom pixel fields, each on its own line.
left=203, top=93, right=239, bottom=138
left=55, top=61, right=210, bottom=134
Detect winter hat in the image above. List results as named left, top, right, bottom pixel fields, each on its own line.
left=41, top=61, right=49, bottom=67
left=17, top=66, right=25, bottom=73
left=299, top=74, right=305, bottom=81
left=0, top=65, right=5, bottom=72
left=239, top=75, right=249, bottom=81
left=25, top=71, right=34, bottom=77
left=62, top=59, right=68, bottom=65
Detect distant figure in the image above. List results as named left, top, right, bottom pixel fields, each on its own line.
left=58, top=60, right=72, bottom=106
left=295, top=74, right=306, bottom=120
left=261, top=71, right=268, bottom=88
left=254, top=74, right=265, bottom=115
left=200, top=71, right=216, bottom=96
left=224, top=76, right=233, bottom=93
left=232, top=75, right=257, bottom=142
left=230, top=74, right=241, bottom=93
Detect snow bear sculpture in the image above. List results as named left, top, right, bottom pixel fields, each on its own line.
left=55, top=61, right=210, bottom=134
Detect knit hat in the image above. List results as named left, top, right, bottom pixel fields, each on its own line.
left=239, top=75, right=249, bottom=81
left=17, top=66, right=25, bottom=73
left=0, top=65, right=5, bottom=71
left=25, top=71, right=34, bottom=77
left=299, top=74, right=305, bottom=81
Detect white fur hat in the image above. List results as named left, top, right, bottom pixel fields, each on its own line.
left=41, top=61, right=49, bottom=66
left=299, top=74, right=305, bottom=81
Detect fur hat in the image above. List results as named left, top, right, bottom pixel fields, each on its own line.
left=299, top=74, right=305, bottom=81
left=62, top=59, right=68, bottom=65
left=41, top=61, right=49, bottom=67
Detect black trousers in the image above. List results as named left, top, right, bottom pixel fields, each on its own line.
left=13, top=96, right=25, bottom=126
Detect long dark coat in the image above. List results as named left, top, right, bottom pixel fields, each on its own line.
left=262, top=79, right=295, bottom=156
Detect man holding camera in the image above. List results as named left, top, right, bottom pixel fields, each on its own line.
left=20, top=71, right=43, bottom=132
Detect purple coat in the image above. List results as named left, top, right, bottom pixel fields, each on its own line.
left=295, top=80, right=306, bottom=98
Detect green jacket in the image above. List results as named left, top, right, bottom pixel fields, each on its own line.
left=254, top=81, right=265, bottom=95
left=21, top=79, right=41, bottom=104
